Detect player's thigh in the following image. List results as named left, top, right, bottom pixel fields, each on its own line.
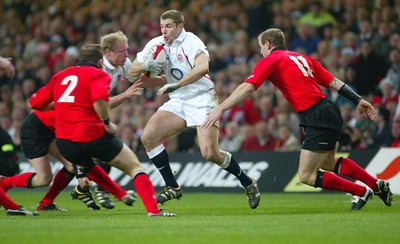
left=142, top=110, right=186, bottom=141
left=319, top=143, right=339, bottom=171
left=48, top=140, right=74, bottom=172
left=29, top=156, right=52, bottom=177
left=299, top=149, right=335, bottom=176
left=197, top=125, right=219, bottom=151
left=21, top=137, right=52, bottom=160
left=108, top=144, right=143, bottom=176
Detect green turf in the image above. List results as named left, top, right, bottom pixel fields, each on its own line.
left=0, top=191, right=399, bottom=244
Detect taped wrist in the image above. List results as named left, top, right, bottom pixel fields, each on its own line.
left=338, top=84, right=362, bottom=105
left=74, top=164, right=93, bottom=178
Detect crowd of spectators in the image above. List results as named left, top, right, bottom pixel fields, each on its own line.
left=1, top=0, right=400, bottom=155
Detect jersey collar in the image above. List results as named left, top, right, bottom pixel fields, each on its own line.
left=271, top=46, right=288, bottom=53
left=76, top=61, right=100, bottom=69
left=172, top=29, right=187, bottom=44
left=102, top=56, right=116, bottom=70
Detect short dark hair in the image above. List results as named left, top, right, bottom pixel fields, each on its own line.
left=79, top=44, right=102, bottom=63
left=160, top=10, right=185, bottom=26
left=258, top=28, right=286, bottom=47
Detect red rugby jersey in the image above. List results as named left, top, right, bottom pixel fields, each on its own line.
left=29, top=65, right=111, bottom=142
left=245, top=49, right=334, bottom=112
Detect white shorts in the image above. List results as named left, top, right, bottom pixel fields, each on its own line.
left=158, top=89, right=219, bottom=127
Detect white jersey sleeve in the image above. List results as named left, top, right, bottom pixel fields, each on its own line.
left=182, top=36, right=210, bottom=66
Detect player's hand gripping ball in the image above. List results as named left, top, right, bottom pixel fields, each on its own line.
left=143, top=44, right=166, bottom=77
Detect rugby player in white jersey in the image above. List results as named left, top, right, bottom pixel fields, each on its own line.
left=129, top=10, right=260, bottom=209
left=94, top=31, right=143, bottom=209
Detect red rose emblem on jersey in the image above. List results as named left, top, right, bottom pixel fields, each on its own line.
left=177, top=54, right=183, bottom=63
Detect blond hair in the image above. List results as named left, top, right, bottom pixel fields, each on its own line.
left=100, top=31, right=128, bottom=51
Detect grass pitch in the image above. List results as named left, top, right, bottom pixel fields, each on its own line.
left=0, top=190, right=399, bottom=244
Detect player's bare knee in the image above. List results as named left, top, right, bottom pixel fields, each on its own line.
left=298, top=173, right=314, bottom=186
left=200, top=148, right=218, bottom=162
left=33, top=174, right=53, bottom=187
left=129, top=161, right=144, bottom=173
left=140, top=133, right=153, bottom=149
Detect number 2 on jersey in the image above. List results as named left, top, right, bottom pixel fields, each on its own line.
left=289, top=56, right=314, bottom=78
left=58, top=75, right=78, bottom=103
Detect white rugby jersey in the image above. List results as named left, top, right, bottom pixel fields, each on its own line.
left=137, top=29, right=214, bottom=100
left=102, top=56, right=133, bottom=90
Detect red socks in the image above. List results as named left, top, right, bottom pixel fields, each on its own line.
left=133, top=173, right=160, bottom=214
left=335, top=157, right=378, bottom=191
left=86, top=164, right=126, bottom=200
left=321, top=171, right=366, bottom=196
left=40, top=168, right=74, bottom=205
left=0, top=172, right=35, bottom=192
left=0, top=187, right=20, bottom=210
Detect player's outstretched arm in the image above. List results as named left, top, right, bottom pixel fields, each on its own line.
left=157, top=52, right=209, bottom=96
left=329, top=78, right=376, bottom=121
left=202, top=82, right=255, bottom=129
left=128, top=59, right=144, bottom=79
left=109, top=80, right=144, bottom=109
left=128, top=59, right=166, bottom=88
left=357, top=99, right=376, bottom=120
left=128, top=57, right=163, bottom=78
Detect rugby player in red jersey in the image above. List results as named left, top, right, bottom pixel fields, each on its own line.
left=29, top=44, right=175, bottom=217
left=0, top=55, right=38, bottom=216
left=0, top=181, right=38, bottom=216
left=203, top=28, right=393, bottom=210
left=0, top=109, right=137, bottom=211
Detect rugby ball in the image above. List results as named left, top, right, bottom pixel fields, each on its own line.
left=143, top=44, right=166, bottom=77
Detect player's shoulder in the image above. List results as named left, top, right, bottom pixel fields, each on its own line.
left=271, top=50, right=314, bottom=64
left=284, top=50, right=314, bottom=60
left=183, top=31, right=198, bottom=39
left=82, top=65, right=110, bottom=78
left=182, top=31, right=202, bottom=43
left=181, top=32, right=205, bottom=51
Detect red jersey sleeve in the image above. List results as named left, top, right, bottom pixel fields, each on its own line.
left=245, top=57, right=277, bottom=90
left=244, top=50, right=329, bottom=112
left=311, top=59, right=335, bottom=88
left=29, top=76, right=56, bottom=110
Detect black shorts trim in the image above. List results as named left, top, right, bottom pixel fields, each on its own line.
left=298, top=99, right=343, bottom=151
left=20, top=113, right=55, bottom=159
left=56, top=133, right=123, bottom=167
